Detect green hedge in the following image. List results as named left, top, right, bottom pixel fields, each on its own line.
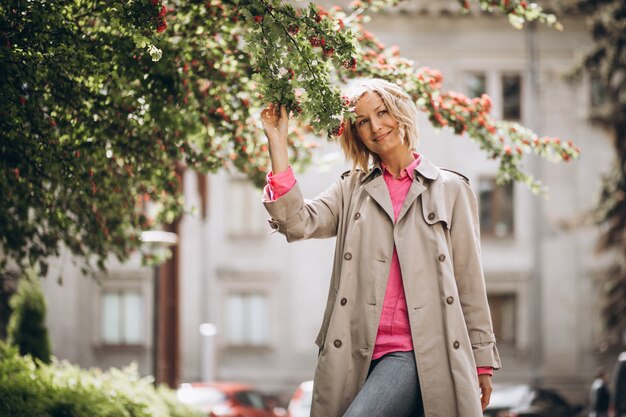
left=7, top=272, right=51, bottom=364
left=0, top=342, right=205, bottom=417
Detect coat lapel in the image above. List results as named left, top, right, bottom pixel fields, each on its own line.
left=363, top=172, right=395, bottom=223
left=396, top=180, right=426, bottom=224
left=396, top=156, right=441, bottom=224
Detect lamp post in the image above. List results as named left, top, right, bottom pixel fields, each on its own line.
left=140, top=230, right=178, bottom=384
left=526, top=21, right=544, bottom=388
left=199, top=323, right=218, bottom=383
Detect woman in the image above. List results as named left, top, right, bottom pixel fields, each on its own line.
left=260, top=78, right=501, bottom=417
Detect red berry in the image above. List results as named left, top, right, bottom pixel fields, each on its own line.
left=159, top=5, right=167, bottom=17
left=343, top=57, right=357, bottom=70
left=287, top=24, right=300, bottom=35
left=254, top=15, right=263, bottom=23
left=215, top=107, right=226, bottom=118
left=331, top=122, right=345, bottom=137
left=157, top=20, right=167, bottom=33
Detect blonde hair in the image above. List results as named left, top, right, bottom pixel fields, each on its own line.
left=340, top=78, right=419, bottom=172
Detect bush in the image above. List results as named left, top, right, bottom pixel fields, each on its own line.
left=0, top=342, right=204, bottom=417
left=7, top=271, right=51, bottom=364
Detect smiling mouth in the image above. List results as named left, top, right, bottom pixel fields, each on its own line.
left=374, top=132, right=390, bottom=142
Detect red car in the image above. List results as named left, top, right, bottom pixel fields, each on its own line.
left=177, top=382, right=276, bottom=417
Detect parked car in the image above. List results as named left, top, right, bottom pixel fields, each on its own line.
left=287, top=380, right=313, bottom=417
left=484, top=384, right=583, bottom=417
left=177, top=382, right=276, bottom=417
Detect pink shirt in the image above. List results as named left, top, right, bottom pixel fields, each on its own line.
left=265, top=162, right=492, bottom=376
left=371, top=155, right=422, bottom=359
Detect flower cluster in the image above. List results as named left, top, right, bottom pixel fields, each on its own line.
left=151, top=0, right=168, bottom=33
left=461, top=0, right=563, bottom=30
left=226, top=0, right=576, bottom=191
left=1, top=0, right=578, bottom=275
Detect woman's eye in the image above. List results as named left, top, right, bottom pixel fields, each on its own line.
left=379, top=110, right=387, bottom=116
left=358, top=119, right=368, bottom=126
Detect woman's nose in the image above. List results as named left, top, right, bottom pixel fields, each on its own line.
left=370, top=118, right=382, bottom=131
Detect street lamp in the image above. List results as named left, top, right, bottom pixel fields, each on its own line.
left=140, top=230, right=178, bottom=384
left=199, top=323, right=218, bottom=383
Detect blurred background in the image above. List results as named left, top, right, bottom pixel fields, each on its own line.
left=4, top=0, right=625, bottom=415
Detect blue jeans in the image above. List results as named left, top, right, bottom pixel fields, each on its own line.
left=342, top=351, right=424, bottom=417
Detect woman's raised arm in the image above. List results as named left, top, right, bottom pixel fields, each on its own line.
left=261, top=104, right=290, bottom=175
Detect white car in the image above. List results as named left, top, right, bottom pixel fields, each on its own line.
left=287, top=380, right=313, bottom=417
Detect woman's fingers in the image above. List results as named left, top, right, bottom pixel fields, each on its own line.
left=261, top=103, right=282, bottom=124
left=478, top=375, right=493, bottom=411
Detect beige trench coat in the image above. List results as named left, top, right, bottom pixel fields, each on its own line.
left=263, top=156, right=502, bottom=417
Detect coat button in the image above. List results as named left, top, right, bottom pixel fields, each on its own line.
left=453, top=340, right=460, bottom=349
left=340, top=298, right=347, bottom=306
left=354, top=212, right=361, bottom=220
left=334, top=339, right=342, bottom=348
left=428, top=212, right=435, bottom=221
left=446, top=296, right=454, bottom=305
left=438, top=254, right=446, bottom=262
left=344, top=253, right=352, bottom=260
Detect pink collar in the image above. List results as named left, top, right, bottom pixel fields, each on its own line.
left=380, top=153, right=422, bottom=180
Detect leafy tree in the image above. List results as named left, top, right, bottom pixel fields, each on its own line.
left=565, top=0, right=626, bottom=347
left=0, top=0, right=579, bottom=276
left=7, top=271, right=52, bottom=363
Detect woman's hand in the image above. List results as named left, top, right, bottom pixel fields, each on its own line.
left=261, top=103, right=289, bottom=144
left=261, top=104, right=289, bottom=174
left=478, top=374, right=493, bottom=411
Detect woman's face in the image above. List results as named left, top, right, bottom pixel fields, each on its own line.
left=353, top=92, right=401, bottom=157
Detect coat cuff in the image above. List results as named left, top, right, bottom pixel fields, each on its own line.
left=472, top=342, right=502, bottom=370
left=470, top=332, right=502, bottom=370
left=263, top=183, right=304, bottom=233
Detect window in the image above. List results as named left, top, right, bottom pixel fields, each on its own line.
left=234, top=391, right=267, bottom=409
left=226, top=177, right=267, bottom=238
left=488, top=293, right=516, bottom=346
left=225, top=293, right=270, bottom=346
left=466, top=72, right=486, bottom=98
left=479, top=177, right=514, bottom=238
left=502, top=74, right=522, bottom=120
left=101, top=289, right=144, bottom=345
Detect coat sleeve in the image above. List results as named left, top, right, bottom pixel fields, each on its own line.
left=449, top=178, right=502, bottom=370
left=262, top=178, right=343, bottom=242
